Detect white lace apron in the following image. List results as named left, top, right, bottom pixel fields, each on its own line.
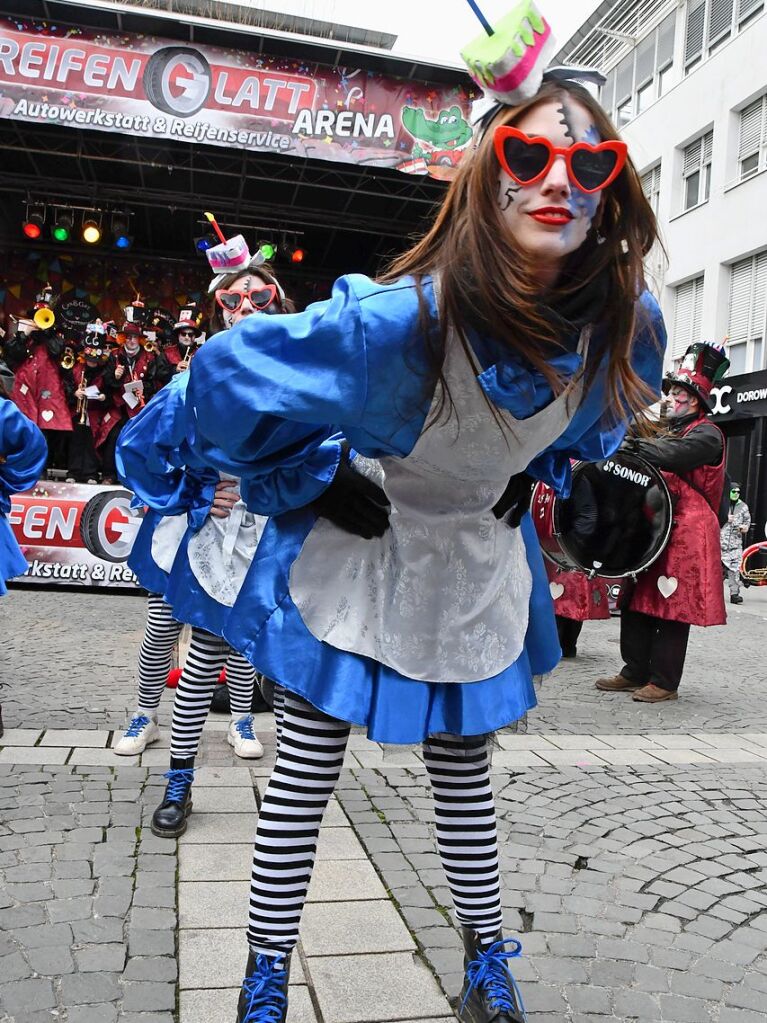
left=151, top=513, right=188, bottom=574
left=186, top=474, right=266, bottom=607
left=289, top=321, right=590, bottom=683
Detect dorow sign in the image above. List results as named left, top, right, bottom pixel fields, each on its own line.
left=0, top=16, right=474, bottom=174
left=709, top=369, right=767, bottom=421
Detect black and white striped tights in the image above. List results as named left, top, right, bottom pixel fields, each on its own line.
left=247, top=690, right=502, bottom=955
left=136, top=594, right=256, bottom=758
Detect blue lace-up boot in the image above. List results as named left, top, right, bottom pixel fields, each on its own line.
left=457, top=927, right=527, bottom=1023
left=236, top=950, right=291, bottom=1022
left=150, top=757, right=196, bottom=839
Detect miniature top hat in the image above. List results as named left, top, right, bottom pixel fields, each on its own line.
left=173, top=306, right=202, bottom=335
left=662, top=341, right=729, bottom=413
left=202, top=212, right=267, bottom=292
left=122, top=321, right=142, bottom=337
left=124, top=298, right=146, bottom=325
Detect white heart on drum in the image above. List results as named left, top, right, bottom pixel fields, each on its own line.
left=41, top=410, right=54, bottom=423
left=657, top=576, right=678, bottom=599
left=549, top=582, right=565, bottom=600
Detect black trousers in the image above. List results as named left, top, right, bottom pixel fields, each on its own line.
left=619, top=609, right=690, bottom=692
left=556, top=615, right=583, bottom=654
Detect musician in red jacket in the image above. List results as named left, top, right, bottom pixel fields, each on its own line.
left=596, top=342, right=728, bottom=703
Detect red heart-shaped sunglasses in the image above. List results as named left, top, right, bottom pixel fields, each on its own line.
left=494, top=126, right=628, bottom=194
left=215, top=284, right=278, bottom=313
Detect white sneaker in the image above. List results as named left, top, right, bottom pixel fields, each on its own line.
left=114, top=714, right=161, bottom=755
left=227, top=715, right=264, bottom=759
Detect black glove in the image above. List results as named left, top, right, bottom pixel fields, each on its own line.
left=492, top=472, right=534, bottom=528
left=311, top=444, right=390, bottom=539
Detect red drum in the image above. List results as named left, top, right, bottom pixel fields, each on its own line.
left=531, top=453, right=673, bottom=579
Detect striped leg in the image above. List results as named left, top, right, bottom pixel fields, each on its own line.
left=169, top=628, right=230, bottom=759
left=136, top=595, right=183, bottom=713
left=247, top=692, right=351, bottom=954
left=224, top=650, right=257, bottom=717
left=422, top=734, right=503, bottom=944
left=272, top=684, right=286, bottom=742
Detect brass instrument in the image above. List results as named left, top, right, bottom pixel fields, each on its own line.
left=741, top=542, right=767, bottom=586
left=143, top=339, right=158, bottom=355
left=33, top=307, right=55, bottom=330
left=76, top=367, right=88, bottom=425
left=61, top=347, right=75, bottom=371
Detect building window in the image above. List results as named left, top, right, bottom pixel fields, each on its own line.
left=682, top=131, right=713, bottom=210
left=641, top=163, right=662, bottom=214
left=685, top=0, right=763, bottom=72
left=738, top=95, right=767, bottom=180
left=672, top=276, right=704, bottom=359
left=599, top=13, right=675, bottom=125
left=728, top=252, right=767, bottom=373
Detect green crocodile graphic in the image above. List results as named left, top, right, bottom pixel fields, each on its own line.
left=401, top=104, right=472, bottom=165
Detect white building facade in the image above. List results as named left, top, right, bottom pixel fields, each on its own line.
left=558, top=0, right=767, bottom=376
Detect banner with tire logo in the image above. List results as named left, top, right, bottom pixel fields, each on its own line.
left=0, top=16, right=473, bottom=175
left=8, top=481, right=144, bottom=588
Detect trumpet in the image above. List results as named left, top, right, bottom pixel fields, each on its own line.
left=61, top=347, right=75, bottom=370
left=33, top=307, right=55, bottom=330
left=143, top=339, right=158, bottom=354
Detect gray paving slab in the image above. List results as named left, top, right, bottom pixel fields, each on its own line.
left=301, top=899, right=415, bottom=956
left=39, top=730, right=110, bottom=748
left=178, top=928, right=305, bottom=989
left=180, top=984, right=317, bottom=1023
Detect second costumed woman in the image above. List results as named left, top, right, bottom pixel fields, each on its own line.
left=181, top=5, right=668, bottom=1020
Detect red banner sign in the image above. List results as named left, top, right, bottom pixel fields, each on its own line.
left=9, top=481, right=143, bottom=588
left=0, top=17, right=475, bottom=174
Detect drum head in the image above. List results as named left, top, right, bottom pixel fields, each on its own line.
left=555, top=454, right=672, bottom=578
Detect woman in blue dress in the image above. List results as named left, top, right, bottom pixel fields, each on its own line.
left=184, top=76, right=663, bottom=1020
left=0, top=394, right=47, bottom=735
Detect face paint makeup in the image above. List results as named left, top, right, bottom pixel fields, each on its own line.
left=221, top=273, right=280, bottom=328
left=667, top=384, right=697, bottom=419
left=495, top=99, right=616, bottom=284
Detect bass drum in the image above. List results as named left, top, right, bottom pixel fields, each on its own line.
left=531, top=452, right=673, bottom=579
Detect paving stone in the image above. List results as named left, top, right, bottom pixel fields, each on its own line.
left=67, top=1006, right=118, bottom=1023
left=0, top=978, right=56, bottom=1014
left=180, top=986, right=318, bottom=1023
left=74, top=944, right=127, bottom=973
left=122, top=957, right=178, bottom=982
left=128, top=928, right=176, bottom=957
left=0, top=951, right=33, bottom=982
left=60, top=972, right=121, bottom=1004
left=121, top=982, right=176, bottom=1012
left=130, top=907, right=176, bottom=930
left=25, top=946, right=75, bottom=975
left=12, top=922, right=74, bottom=948
left=301, top=900, right=414, bottom=956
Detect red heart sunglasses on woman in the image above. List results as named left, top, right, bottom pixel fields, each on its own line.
left=215, top=284, right=278, bottom=313
left=493, top=126, right=628, bottom=194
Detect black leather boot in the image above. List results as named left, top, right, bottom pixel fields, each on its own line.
left=457, top=927, right=526, bottom=1023
left=150, top=757, right=195, bottom=839
left=236, top=949, right=291, bottom=1022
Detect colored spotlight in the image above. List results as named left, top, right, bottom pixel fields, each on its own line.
left=22, top=204, right=45, bottom=239
left=52, top=209, right=73, bottom=242
left=114, top=233, right=133, bottom=250
left=82, top=219, right=101, bottom=244
left=291, top=248, right=305, bottom=263
left=259, top=242, right=276, bottom=260
left=111, top=212, right=132, bottom=249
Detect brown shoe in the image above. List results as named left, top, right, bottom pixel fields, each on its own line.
left=595, top=675, right=642, bottom=692
left=632, top=684, right=678, bottom=703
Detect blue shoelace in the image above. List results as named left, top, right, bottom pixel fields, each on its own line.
left=461, top=937, right=526, bottom=1020
left=124, top=715, right=150, bottom=738
left=162, top=768, right=195, bottom=803
left=240, top=954, right=288, bottom=1022
left=235, top=715, right=256, bottom=740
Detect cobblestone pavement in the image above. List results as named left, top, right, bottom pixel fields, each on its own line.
left=1, top=587, right=767, bottom=1022
left=336, top=763, right=767, bottom=1023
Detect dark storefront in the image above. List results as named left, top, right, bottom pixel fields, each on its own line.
left=710, top=369, right=767, bottom=542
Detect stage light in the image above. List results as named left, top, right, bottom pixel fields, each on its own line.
left=259, top=241, right=276, bottom=260
left=290, top=247, right=305, bottom=263
left=195, top=234, right=216, bottom=252
left=52, top=208, right=73, bottom=242
left=22, top=203, right=45, bottom=239
left=111, top=211, right=132, bottom=250
left=82, top=218, right=101, bottom=244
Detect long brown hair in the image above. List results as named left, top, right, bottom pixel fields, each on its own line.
left=210, top=263, right=295, bottom=333
left=381, top=80, right=664, bottom=426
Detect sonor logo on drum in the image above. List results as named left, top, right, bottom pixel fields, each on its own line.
left=601, top=460, right=651, bottom=487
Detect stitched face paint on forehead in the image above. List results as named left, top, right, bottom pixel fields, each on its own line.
left=557, top=100, right=577, bottom=143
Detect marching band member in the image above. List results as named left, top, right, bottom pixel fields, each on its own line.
left=721, top=483, right=750, bottom=605
left=154, top=308, right=204, bottom=387
left=596, top=341, right=728, bottom=703
left=182, top=20, right=667, bottom=1021
left=67, top=323, right=120, bottom=484
left=5, top=285, right=72, bottom=473
left=0, top=396, right=47, bottom=734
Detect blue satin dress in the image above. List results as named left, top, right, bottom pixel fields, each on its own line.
left=0, top=398, right=48, bottom=594
left=132, top=275, right=666, bottom=743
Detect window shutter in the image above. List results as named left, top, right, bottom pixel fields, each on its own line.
left=702, top=130, right=713, bottom=163
left=685, top=0, right=706, bottom=64
left=729, top=259, right=753, bottom=342
left=615, top=54, right=633, bottom=103
left=751, top=252, right=767, bottom=341
left=673, top=278, right=703, bottom=358
left=708, top=0, right=734, bottom=41
left=683, top=138, right=702, bottom=174
left=601, top=68, right=616, bottom=114
left=738, top=0, right=763, bottom=21
left=635, top=34, right=655, bottom=86
left=657, top=12, right=676, bottom=67
left=739, top=98, right=764, bottom=160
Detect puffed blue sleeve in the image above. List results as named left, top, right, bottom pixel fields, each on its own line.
left=116, top=374, right=218, bottom=528
left=0, top=398, right=48, bottom=515
left=526, top=290, right=667, bottom=496
left=238, top=434, right=343, bottom=516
